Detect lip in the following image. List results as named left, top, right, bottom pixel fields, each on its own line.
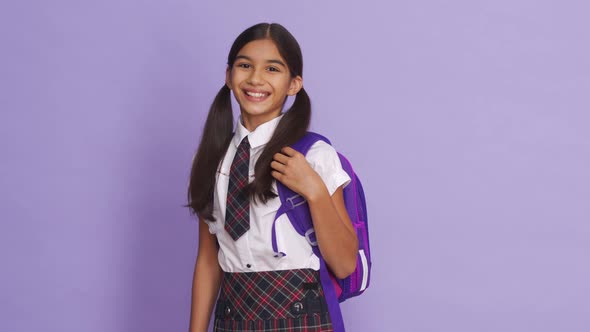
left=242, top=88, right=270, bottom=102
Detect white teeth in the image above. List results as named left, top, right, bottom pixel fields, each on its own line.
left=246, top=91, right=267, bottom=98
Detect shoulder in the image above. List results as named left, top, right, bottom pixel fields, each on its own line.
left=305, top=140, right=338, bottom=162
left=301, top=137, right=351, bottom=195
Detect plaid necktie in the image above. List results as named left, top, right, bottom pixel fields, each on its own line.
left=225, top=136, right=251, bottom=240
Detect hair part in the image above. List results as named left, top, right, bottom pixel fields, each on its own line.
left=187, top=23, right=311, bottom=221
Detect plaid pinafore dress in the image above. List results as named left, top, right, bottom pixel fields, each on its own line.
left=213, top=269, right=333, bottom=331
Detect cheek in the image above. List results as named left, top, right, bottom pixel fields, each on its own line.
left=230, top=77, right=241, bottom=87
left=231, top=72, right=247, bottom=85
left=272, top=78, right=293, bottom=95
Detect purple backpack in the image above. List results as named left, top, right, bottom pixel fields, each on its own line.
left=271, top=132, right=372, bottom=332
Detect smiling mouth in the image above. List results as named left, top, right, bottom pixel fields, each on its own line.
left=243, top=90, right=270, bottom=101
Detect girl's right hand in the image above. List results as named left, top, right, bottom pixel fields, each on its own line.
left=189, top=218, right=222, bottom=332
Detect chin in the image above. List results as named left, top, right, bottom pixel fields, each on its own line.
left=243, top=106, right=278, bottom=117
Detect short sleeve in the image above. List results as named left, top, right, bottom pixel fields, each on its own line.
left=305, top=140, right=351, bottom=196
left=203, top=218, right=218, bottom=234
left=203, top=170, right=225, bottom=235
left=203, top=199, right=220, bottom=234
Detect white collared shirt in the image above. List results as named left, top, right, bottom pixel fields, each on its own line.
left=205, top=114, right=351, bottom=272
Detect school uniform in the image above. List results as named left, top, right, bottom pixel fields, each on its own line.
left=205, top=114, right=351, bottom=331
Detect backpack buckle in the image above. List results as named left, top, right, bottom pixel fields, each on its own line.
left=286, top=194, right=307, bottom=209
left=305, top=228, right=318, bottom=246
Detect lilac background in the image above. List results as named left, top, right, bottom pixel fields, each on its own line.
left=1, top=0, right=589, bottom=331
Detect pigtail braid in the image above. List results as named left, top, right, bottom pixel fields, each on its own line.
left=250, top=87, right=312, bottom=203
left=187, top=85, right=234, bottom=220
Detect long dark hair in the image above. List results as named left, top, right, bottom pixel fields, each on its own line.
left=187, top=23, right=311, bottom=221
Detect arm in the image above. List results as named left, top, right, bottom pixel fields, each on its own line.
left=188, top=217, right=222, bottom=332
left=306, top=184, right=359, bottom=278
left=271, top=147, right=358, bottom=278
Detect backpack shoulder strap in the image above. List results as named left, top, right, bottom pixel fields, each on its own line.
left=273, top=132, right=347, bottom=332
left=291, top=131, right=331, bottom=155
left=271, top=132, right=330, bottom=254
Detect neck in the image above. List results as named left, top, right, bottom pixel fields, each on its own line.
left=240, top=110, right=282, bottom=132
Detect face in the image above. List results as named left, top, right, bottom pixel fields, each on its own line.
left=226, top=39, right=302, bottom=130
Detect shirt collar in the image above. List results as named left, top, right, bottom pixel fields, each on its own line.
left=233, top=114, right=284, bottom=149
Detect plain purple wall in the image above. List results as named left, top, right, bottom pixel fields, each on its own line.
left=1, top=0, right=589, bottom=331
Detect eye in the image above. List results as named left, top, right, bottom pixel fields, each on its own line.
left=267, top=66, right=280, bottom=72
left=237, top=63, right=251, bottom=69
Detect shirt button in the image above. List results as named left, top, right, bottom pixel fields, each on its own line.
left=246, top=264, right=252, bottom=268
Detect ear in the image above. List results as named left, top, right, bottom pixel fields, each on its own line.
left=287, top=75, right=303, bottom=96
left=225, top=66, right=232, bottom=90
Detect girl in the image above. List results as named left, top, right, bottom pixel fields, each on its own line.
left=187, top=23, right=358, bottom=332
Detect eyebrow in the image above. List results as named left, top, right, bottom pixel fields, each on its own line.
left=235, top=55, right=286, bottom=67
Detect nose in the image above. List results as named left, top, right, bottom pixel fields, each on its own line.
left=247, top=68, right=264, bottom=85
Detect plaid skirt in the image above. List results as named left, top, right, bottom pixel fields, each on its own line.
left=214, top=269, right=333, bottom=332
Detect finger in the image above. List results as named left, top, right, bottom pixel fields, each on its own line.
left=281, top=146, right=298, bottom=157
left=270, top=160, right=286, bottom=173
left=273, top=152, right=290, bottom=164
left=271, top=170, right=283, bottom=182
